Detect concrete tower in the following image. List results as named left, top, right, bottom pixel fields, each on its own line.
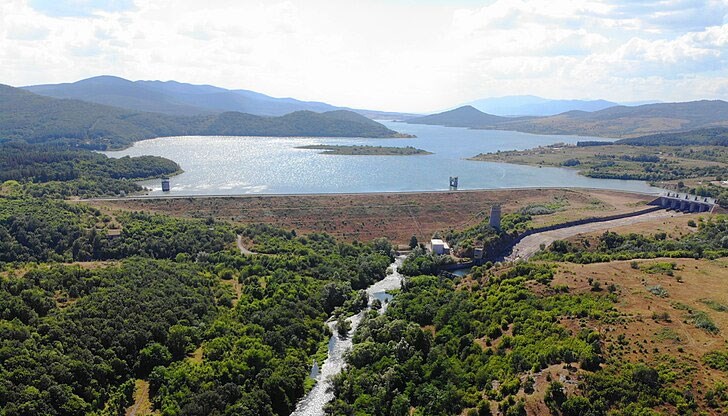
left=489, top=205, right=501, bottom=230
left=449, top=176, right=458, bottom=190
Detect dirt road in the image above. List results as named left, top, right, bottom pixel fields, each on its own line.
left=506, top=210, right=683, bottom=261
left=236, top=235, right=256, bottom=255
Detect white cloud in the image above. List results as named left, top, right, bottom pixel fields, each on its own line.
left=1, top=0, right=727, bottom=111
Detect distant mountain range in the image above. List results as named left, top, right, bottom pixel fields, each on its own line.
left=466, top=95, right=621, bottom=116
left=22, top=76, right=412, bottom=119
left=0, top=84, right=405, bottom=150
left=407, top=101, right=728, bottom=138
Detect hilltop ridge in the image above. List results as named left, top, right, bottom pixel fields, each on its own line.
left=406, top=100, right=728, bottom=138
left=0, top=84, right=405, bottom=149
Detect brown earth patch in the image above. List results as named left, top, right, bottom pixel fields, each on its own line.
left=87, top=188, right=655, bottom=244
left=547, top=258, right=728, bottom=412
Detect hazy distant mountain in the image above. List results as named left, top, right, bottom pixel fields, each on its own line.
left=406, top=105, right=510, bottom=128
left=0, top=84, right=404, bottom=149
left=22, top=76, right=413, bottom=119
left=467, top=95, right=618, bottom=116
left=496, top=100, right=728, bottom=137
left=25, top=76, right=205, bottom=116
left=406, top=100, right=728, bottom=138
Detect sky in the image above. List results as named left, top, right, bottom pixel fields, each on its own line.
left=1, top=0, right=728, bottom=112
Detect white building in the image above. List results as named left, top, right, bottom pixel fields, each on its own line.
left=430, top=239, right=450, bottom=255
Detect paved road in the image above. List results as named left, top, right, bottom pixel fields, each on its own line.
left=506, top=210, right=683, bottom=261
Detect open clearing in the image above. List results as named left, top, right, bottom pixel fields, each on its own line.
left=512, top=257, right=728, bottom=414
left=125, top=380, right=157, bottom=416
left=552, top=258, right=728, bottom=386
left=88, top=188, right=656, bottom=244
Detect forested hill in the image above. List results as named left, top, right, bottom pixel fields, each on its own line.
left=406, top=100, right=728, bottom=138
left=616, top=127, right=728, bottom=146
left=406, top=105, right=510, bottom=128
left=0, top=84, right=404, bottom=150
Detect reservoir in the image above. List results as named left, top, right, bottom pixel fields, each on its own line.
left=104, top=121, right=659, bottom=195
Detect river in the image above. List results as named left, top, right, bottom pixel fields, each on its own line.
left=291, top=255, right=405, bottom=416
left=103, top=121, right=659, bottom=195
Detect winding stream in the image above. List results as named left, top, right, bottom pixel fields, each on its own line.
left=291, top=256, right=405, bottom=416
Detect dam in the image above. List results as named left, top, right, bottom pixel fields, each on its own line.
left=650, top=192, right=718, bottom=213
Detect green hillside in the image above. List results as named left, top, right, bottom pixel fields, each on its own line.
left=0, top=84, right=403, bottom=150
left=617, top=127, right=728, bottom=146
left=496, top=100, right=728, bottom=137
left=406, top=105, right=510, bottom=128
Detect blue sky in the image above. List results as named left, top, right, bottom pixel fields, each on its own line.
left=2, top=0, right=727, bottom=111
left=28, top=0, right=135, bottom=17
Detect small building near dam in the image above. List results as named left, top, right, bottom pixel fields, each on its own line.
left=430, top=239, right=450, bottom=255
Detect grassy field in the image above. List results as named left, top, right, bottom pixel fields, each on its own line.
left=470, top=144, right=727, bottom=188
left=88, top=188, right=656, bottom=245
left=520, top=213, right=728, bottom=412
left=549, top=258, right=728, bottom=409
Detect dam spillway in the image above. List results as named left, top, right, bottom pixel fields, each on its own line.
left=650, top=192, right=717, bottom=213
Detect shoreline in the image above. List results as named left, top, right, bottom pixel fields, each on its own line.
left=103, top=132, right=416, bottom=152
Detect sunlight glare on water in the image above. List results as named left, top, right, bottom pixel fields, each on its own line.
left=104, top=122, right=659, bottom=196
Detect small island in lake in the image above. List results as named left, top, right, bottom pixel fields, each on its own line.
left=297, top=144, right=432, bottom=155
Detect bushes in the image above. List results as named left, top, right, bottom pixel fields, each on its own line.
left=535, top=216, right=728, bottom=263
left=0, top=197, right=395, bottom=416
left=0, top=259, right=219, bottom=414
left=328, top=262, right=611, bottom=415
left=0, top=198, right=236, bottom=264
left=400, top=246, right=454, bottom=276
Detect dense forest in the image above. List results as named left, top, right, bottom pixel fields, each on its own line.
left=327, top=226, right=728, bottom=415
left=2, top=190, right=727, bottom=414
left=0, top=191, right=393, bottom=415
left=0, top=142, right=179, bottom=198
left=325, top=262, right=683, bottom=415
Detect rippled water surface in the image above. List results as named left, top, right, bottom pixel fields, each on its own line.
left=104, top=121, right=659, bottom=195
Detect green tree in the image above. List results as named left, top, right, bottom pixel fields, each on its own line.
left=409, top=235, right=419, bottom=249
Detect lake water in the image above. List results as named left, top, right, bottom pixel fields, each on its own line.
left=104, top=121, right=659, bottom=195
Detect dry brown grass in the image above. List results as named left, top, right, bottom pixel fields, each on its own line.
left=548, top=257, right=728, bottom=412
left=125, top=379, right=158, bottom=416
left=188, top=346, right=204, bottom=365
left=87, top=188, right=655, bottom=244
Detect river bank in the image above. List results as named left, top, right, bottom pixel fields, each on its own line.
left=291, top=256, right=405, bottom=415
